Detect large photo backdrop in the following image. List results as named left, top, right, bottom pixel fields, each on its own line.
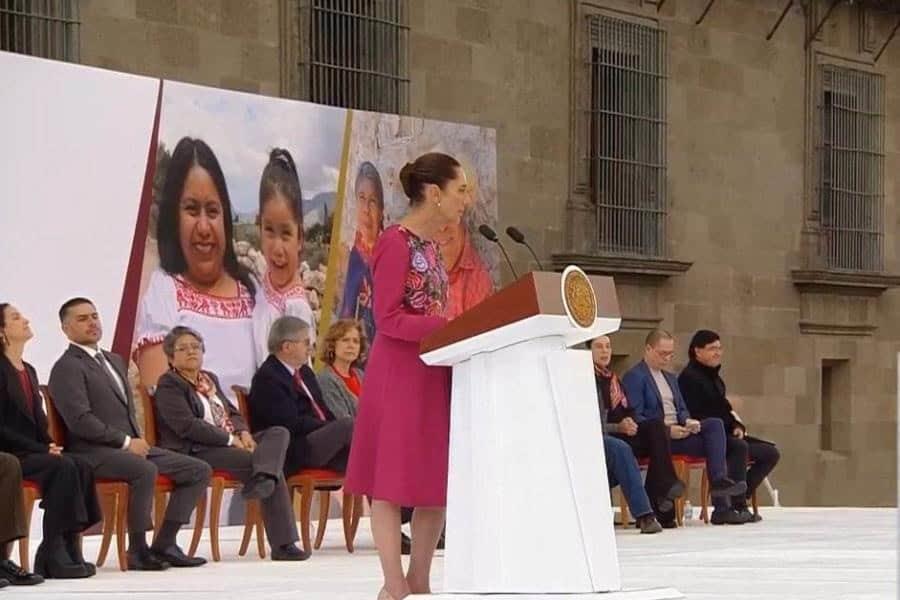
left=0, top=50, right=498, bottom=398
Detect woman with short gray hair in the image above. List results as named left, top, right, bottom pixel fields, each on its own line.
left=153, top=326, right=307, bottom=561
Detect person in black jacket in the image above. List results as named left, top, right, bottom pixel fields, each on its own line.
left=0, top=303, right=99, bottom=580
left=249, top=316, right=353, bottom=476
left=678, top=330, right=780, bottom=523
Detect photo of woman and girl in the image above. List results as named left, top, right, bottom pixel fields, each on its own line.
left=134, top=137, right=314, bottom=400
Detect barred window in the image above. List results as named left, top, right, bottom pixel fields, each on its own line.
left=816, top=65, right=884, bottom=272
left=588, top=15, right=667, bottom=257
left=0, top=0, right=79, bottom=62
left=301, top=0, right=408, bottom=114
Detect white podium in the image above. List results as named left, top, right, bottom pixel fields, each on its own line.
left=421, top=270, right=682, bottom=599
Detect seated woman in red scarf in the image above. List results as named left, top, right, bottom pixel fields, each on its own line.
left=589, top=336, right=685, bottom=528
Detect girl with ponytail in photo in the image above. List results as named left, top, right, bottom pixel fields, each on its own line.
left=252, top=148, right=317, bottom=365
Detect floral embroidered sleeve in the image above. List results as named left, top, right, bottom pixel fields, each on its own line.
left=372, top=228, right=447, bottom=343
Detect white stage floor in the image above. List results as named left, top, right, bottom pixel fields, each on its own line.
left=8, top=508, right=896, bottom=600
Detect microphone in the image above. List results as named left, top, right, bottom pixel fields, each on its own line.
left=505, top=226, right=545, bottom=270
left=478, top=224, right=519, bottom=279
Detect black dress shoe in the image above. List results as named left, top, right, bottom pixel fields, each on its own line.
left=34, top=541, right=91, bottom=579
left=150, top=545, right=207, bottom=567
left=127, top=550, right=171, bottom=571
left=636, top=515, right=663, bottom=534
left=709, top=478, right=748, bottom=498
left=0, top=559, right=44, bottom=585
left=271, top=544, right=310, bottom=561
left=400, top=532, right=411, bottom=556
left=659, top=518, right=677, bottom=529
left=710, top=508, right=747, bottom=525
left=65, top=534, right=96, bottom=576
left=242, top=474, right=276, bottom=500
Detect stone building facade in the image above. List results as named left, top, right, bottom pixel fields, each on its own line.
left=7, top=0, right=900, bottom=506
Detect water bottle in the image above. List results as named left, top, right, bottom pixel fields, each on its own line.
left=684, top=501, right=694, bottom=522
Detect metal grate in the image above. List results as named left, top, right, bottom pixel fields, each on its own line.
left=300, top=0, right=408, bottom=114
left=0, top=0, right=79, bottom=62
left=817, top=64, right=885, bottom=272
left=587, top=15, right=667, bottom=258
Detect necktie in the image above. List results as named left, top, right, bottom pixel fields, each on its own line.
left=95, top=352, right=127, bottom=399
left=294, top=370, right=327, bottom=421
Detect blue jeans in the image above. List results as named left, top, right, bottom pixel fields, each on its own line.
left=605, top=436, right=652, bottom=519
left=669, top=417, right=730, bottom=510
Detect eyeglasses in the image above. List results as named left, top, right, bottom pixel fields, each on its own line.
left=174, top=343, right=203, bottom=353
left=654, top=348, right=675, bottom=359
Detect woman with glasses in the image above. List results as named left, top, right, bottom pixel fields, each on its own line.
left=152, top=326, right=308, bottom=561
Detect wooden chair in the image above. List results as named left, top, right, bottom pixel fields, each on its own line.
left=40, top=386, right=130, bottom=571
left=138, top=386, right=265, bottom=562
left=232, top=385, right=363, bottom=554
left=136, top=386, right=207, bottom=557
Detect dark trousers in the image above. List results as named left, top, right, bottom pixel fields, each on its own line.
left=301, top=417, right=354, bottom=472
left=728, top=437, right=780, bottom=509
left=612, top=418, right=680, bottom=507
left=605, top=436, right=652, bottom=518
left=19, top=452, right=101, bottom=540
left=670, top=418, right=741, bottom=510
left=192, top=427, right=299, bottom=548
left=0, top=452, right=27, bottom=546
left=78, top=446, right=211, bottom=535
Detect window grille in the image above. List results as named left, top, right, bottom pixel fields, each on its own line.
left=587, top=14, right=667, bottom=257
left=0, top=0, right=79, bottom=62
left=816, top=64, right=884, bottom=272
left=300, top=0, right=408, bottom=114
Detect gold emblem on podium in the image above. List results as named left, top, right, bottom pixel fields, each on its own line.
left=561, top=266, right=597, bottom=329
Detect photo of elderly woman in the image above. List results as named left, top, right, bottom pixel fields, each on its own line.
left=134, top=136, right=258, bottom=401
left=338, top=162, right=384, bottom=343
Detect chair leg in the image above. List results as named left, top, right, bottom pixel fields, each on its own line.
left=96, top=488, right=116, bottom=567
left=314, top=490, right=330, bottom=550
left=342, top=491, right=354, bottom=552
left=299, top=481, right=315, bottom=555
left=751, top=489, right=759, bottom=517
left=19, top=487, right=38, bottom=571
left=114, top=486, right=129, bottom=571
left=152, top=489, right=167, bottom=545
left=209, top=479, right=225, bottom=562
left=348, top=494, right=364, bottom=548
left=238, top=501, right=253, bottom=557
left=700, top=469, right=710, bottom=524
left=254, top=501, right=266, bottom=559
left=188, top=491, right=206, bottom=558
left=619, top=489, right=631, bottom=527
left=673, top=462, right=686, bottom=526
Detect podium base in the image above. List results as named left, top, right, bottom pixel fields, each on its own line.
left=423, top=587, right=683, bottom=599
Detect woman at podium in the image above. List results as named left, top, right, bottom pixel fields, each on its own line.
left=344, top=152, right=470, bottom=600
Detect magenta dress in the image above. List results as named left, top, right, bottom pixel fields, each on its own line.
left=344, top=225, right=450, bottom=507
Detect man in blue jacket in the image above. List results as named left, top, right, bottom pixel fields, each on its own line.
left=622, top=329, right=747, bottom=526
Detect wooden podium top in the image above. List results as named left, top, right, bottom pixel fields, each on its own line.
left=421, top=271, right=619, bottom=355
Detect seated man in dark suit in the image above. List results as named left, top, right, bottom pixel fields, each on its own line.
left=249, top=316, right=353, bottom=477
left=153, top=326, right=306, bottom=561
left=48, top=298, right=211, bottom=570
left=621, top=329, right=747, bottom=527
